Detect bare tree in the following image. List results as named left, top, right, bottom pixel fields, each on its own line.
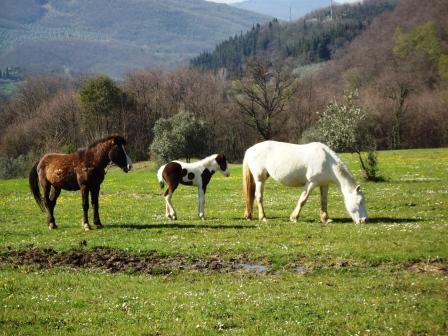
left=233, top=58, right=296, bottom=140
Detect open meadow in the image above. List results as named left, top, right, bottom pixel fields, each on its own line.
left=1, top=148, right=447, bottom=335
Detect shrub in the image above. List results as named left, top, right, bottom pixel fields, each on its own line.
left=0, top=155, right=29, bottom=179
left=317, top=91, right=382, bottom=182
left=150, top=111, right=209, bottom=164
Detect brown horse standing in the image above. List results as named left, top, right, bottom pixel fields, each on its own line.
left=29, top=135, right=132, bottom=231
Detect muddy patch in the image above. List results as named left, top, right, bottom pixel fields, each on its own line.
left=0, top=247, right=446, bottom=276
left=0, top=247, right=270, bottom=275
left=408, top=262, right=448, bottom=274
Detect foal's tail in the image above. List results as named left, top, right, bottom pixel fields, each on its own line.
left=243, top=158, right=255, bottom=219
left=29, top=161, right=45, bottom=212
left=156, top=164, right=166, bottom=189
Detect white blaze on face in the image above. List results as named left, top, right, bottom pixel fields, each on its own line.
left=122, top=145, right=132, bottom=171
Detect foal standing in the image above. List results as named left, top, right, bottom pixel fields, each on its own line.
left=29, top=135, right=132, bottom=230
left=157, top=154, right=230, bottom=220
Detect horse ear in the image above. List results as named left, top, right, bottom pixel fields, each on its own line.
left=355, top=185, right=361, bottom=192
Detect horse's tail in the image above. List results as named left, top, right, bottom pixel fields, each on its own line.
left=29, top=161, right=45, bottom=212
left=243, top=157, right=255, bottom=220
left=156, top=164, right=166, bottom=189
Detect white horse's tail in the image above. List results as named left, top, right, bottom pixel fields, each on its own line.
left=157, top=164, right=166, bottom=189
left=243, top=158, right=255, bottom=219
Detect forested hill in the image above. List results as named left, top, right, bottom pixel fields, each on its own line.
left=0, top=0, right=268, bottom=78
left=232, top=0, right=331, bottom=21
left=191, top=0, right=398, bottom=77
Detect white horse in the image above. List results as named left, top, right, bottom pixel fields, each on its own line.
left=157, top=154, right=230, bottom=220
left=243, top=141, right=368, bottom=224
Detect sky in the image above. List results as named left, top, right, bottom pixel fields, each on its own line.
left=207, top=0, right=362, bottom=3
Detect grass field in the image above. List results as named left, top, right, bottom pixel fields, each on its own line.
left=1, top=148, right=447, bottom=335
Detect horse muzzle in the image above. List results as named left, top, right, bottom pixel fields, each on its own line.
left=357, top=217, right=368, bottom=224
left=122, top=164, right=132, bottom=173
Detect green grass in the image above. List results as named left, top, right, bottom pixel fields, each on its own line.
left=1, top=148, right=447, bottom=335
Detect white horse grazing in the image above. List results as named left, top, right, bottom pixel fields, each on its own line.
left=243, top=141, right=368, bottom=224
left=157, top=154, right=230, bottom=220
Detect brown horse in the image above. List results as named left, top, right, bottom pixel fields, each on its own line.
left=29, top=135, right=132, bottom=230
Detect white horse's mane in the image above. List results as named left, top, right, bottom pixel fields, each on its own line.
left=334, top=160, right=357, bottom=188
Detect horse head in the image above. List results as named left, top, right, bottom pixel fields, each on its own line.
left=344, top=185, right=368, bottom=224
left=108, top=135, right=133, bottom=173
left=215, top=154, right=230, bottom=177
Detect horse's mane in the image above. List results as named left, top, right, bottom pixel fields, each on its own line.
left=87, top=135, right=126, bottom=149
left=325, top=145, right=357, bottom=188
left=334, top=161, right=357, bottom=188
left=200, top=154, right=218, bottom=164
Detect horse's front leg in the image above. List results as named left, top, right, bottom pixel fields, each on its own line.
left=290, top=182, right=316, bottom=222
left=91, top=185, right=103, bottom=228
left=255, top=180, right=267, bottom=222
left=319, top=185, right=332, bottom=224
left=197, top=187, right=205, bottom=220
left=80, top=186, right=91, bottom=231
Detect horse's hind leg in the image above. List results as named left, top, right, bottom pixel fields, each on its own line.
left=90, top=186, right=102, bottom=228
left=43, top=182, right=58, bottom=229
left=255, top=180, right=267, bottom=222
left=164, top=182, right=178, bottom=220
left=290, top=182, right=316, bottom=222
left=48, top=187, right=61, bottom=229
left=319, top=185, right=332, bottom=224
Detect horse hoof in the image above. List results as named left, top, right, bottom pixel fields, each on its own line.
left=325, top=219, right=333, bottom=224
left=48, top=223, right=57, bottom=230
left=289, top=216, right=297, bottom=223
left=260, top=217, right=268, bottom=223
left=83, top=223, right=91, bottom=231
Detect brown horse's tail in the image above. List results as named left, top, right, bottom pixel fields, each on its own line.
left=243, top=158, right=255, bottom=220
left=29, top=161, right=44, bottom=212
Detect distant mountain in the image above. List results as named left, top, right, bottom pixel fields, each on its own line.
left=0, top=0, right=268, bottom=77
left=232, top=0, right=333, bottom=21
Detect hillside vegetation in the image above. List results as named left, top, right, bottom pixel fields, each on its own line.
left=192, top=0, right=398, bottom=77
left=0, top=0, right=268, bottom=77
left=1, top=0, right=447, bottom=179
left=233, top=0, right=331, bottom=21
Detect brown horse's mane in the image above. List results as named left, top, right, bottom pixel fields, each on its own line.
left=87, top=135, right=126, bottom=150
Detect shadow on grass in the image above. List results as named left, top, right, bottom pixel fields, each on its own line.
left=108, top=223, right=257, bottom=230
left=330, top=217, right=422, bottom=224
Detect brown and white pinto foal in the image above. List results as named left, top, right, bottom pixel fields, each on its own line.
left=157, top=154, right=230, bottom=220
left=29, top=135, right=132, bottom=231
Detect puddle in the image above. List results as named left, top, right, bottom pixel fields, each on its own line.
left=293, top=265, right=306, bottom=274
left=233, top=263, right=268, bottom=273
